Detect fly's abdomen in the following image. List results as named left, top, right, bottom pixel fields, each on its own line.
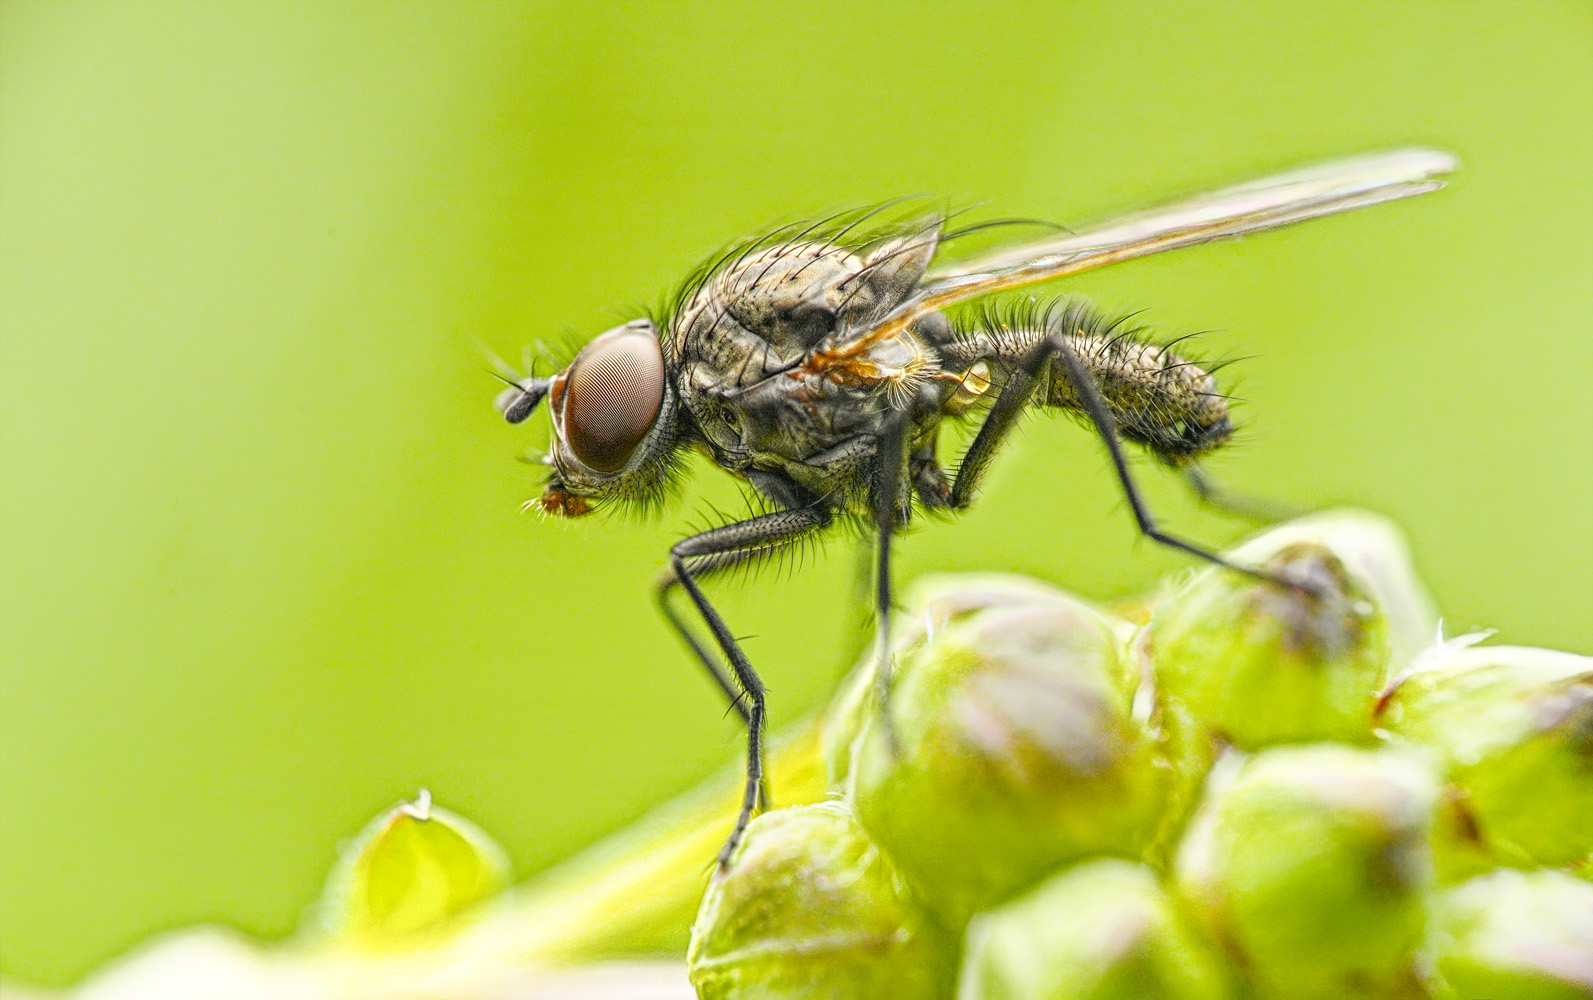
left=947, top=297, right=1235, bottom=466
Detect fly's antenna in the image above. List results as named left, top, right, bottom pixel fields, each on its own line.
left=491, top=370, right=552, bottom=424
left=481, top=338, right=558, bottom=424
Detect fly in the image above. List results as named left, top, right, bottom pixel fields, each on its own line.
left=493, top=148, right=1457, bottom=871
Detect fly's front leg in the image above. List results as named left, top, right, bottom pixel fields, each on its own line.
left=946, top=326, right=1315, bottom=595
left=657, top=472, right=824, bottom=724
left=662, top=506, right=833, bottom=871
left=656, top=547, right=773, bottom=727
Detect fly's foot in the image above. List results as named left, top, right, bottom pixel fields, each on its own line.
left=1249, top=547, right=1366, bottom=661
left=1249, top=559, right=1337, bottom=605
left=875, top=648, right=904, bottom=759
left=715, top=805, right=754, bottom=877
left=878, top=698, right=904, bottom=760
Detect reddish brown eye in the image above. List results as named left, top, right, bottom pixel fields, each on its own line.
left=559, top=322, right=665, bottom=473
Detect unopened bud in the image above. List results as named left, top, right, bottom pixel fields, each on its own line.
left=1421, top=868, right=1593, bottom=1000
left=1230, top=512, right=1436, bottom=672
left=688, top=802, right=951, bottom=1000
left=821, top=574, right=1105, bottom=791
left=1173, top=745, right=1438, bottom=999
left=959, top=858, right=1234, bottom=1000
left=1151, top=522, right=1399, bottom=754
left=849, top=590, right=1163, bottom=923
left=1378, top=644, right=1593, bottom=875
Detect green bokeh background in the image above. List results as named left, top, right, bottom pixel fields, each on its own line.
left=2, top=0, right=1589, bottom=986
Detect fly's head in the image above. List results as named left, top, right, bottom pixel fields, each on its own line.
left=495, top=318, right=680, bottom=518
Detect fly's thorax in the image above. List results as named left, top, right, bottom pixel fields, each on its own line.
left=669, top=227, right=943, bottom=390
left=670, top=241, right=866, bottom=385
left=679, top=324, right=947, bottom=482
left=667, top=228, right=949, bottom=478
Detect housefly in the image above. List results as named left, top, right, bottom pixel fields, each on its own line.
left=494, top=148, right=1456, bottom=870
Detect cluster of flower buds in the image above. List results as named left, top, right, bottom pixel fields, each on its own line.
left=689, top=513, right=1593, bottom=999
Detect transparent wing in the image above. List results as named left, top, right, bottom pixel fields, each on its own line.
left=814, top=148, right=1456, bottom=363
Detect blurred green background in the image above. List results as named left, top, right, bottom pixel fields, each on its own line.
left=2, top=0, right=1589, bottom=986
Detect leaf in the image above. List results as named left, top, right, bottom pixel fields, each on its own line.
left=320, top=790, right=508, bottom=946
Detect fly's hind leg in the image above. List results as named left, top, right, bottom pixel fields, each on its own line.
left=940, top=303, right=1316, bottom=595
left=1183, top=463, right=1306, bottom=524
left=659, top=505, right=834, bottom=871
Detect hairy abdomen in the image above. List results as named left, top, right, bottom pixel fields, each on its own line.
left=945, top=297, right=1236, bottom=466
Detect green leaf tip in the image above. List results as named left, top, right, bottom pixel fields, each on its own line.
left=319, top=788, right=509, bottom=947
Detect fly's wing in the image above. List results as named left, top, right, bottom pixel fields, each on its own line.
left=812, top=148, right=1456, bottom=365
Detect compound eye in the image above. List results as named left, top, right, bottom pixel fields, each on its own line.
left=560, top=321, right=665, bottom=473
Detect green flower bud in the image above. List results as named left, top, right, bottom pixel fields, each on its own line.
left=958, top=858, right=1234, bottom=1000
left=1151, top=519, right=1401, bottom=755
left=688, top=802, right=952, bottom=1000
left=1232, top=512, right=1437, bottom=672
left=821, top=574, right=1110, bottom=792
left=318, top=789, right=508, bottom=946
left=1173, top=745, right=1438, bottom=1000
left=1142, top=516, right=1423, bottom=861
left=1377, top=644, right=1593, bottom=875
left=1422, top=868, right=1593, bottom=1000
left=849, top=590, right=1163, bottom=923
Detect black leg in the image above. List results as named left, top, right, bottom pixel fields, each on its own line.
left=1183, top=463, right=1305, bottom=524
left=870, top=410, right=913, bottom=751
left=663, top=506, right=833, bottom=871
left=656, top=472, right=831, bottom=728
left=1045, top=334, right=1260, bottom=574
left=657, top=548, right=769, bottom=726
left=947, top=341, right=1043, bottom=510
left=947, top=330, right=1313, bottom=594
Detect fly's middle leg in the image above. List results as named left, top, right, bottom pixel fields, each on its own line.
left=870, top=408, right=914, bottom=755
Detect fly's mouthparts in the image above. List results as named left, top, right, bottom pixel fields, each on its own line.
left=536, top=481, right=592, bottom=518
